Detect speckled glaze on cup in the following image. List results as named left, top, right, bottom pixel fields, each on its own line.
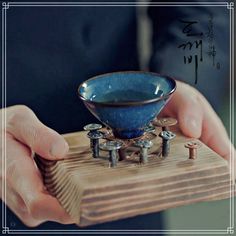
left=78, top=71, right=176, bottom=139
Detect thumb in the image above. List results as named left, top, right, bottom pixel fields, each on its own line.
left=6, top=105, right=69, bottom=160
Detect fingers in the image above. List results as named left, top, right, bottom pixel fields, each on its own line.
left=25, top=190, right=73, bottom=225
left=1, top=105, right=73, bottom=226
left=161, top=81, right=234, bottom=161
left=200, top=95, right=232, bottom=160
left=162, top=82, right=203, bottom=138
left=1, top=182, right=43, bottom=227
left=5, top=135, right=74, bottom=225
left=6, top=105, right=69, bottom=160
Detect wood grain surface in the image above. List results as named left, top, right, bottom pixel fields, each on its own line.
left=35, top=127, right=234, bottom=227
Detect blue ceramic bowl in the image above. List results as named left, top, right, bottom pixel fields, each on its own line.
left=78, top=71, right=176, bottom=139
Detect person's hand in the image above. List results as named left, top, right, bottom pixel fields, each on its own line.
left=0, top=105, right=74, bottom=227
left=160, top=80, right=235, bottom=173
left=1, top=83, right=235, bottom=228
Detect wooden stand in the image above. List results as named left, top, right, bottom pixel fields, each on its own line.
left=35, top=127, right=234, bottom=227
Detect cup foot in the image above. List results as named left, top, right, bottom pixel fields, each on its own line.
left=113, top=129, right=144, bottom=139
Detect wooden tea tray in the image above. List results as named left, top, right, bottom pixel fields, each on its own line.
left=35, top=127, right=234, bottom=227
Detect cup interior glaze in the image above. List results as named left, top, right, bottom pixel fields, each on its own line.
left=78, top=71, right=176, bottom=139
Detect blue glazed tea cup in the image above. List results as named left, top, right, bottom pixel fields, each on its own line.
left=78, top=71, right=176, bottom=139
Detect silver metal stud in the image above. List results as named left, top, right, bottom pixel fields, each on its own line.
left=159, top=131, right=176, bottom=157
left=83, top=123, right=102, bottom=131
left=100, top=141, right=123, bottom=167
left=84, top=123, right=103, bottom=158
left=134, top=140, right=153, bottom=164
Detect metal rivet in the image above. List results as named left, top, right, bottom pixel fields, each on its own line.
left=185, top=141, right=201, bottom=159
left=134, top=140, right=153, bottom=164
left=159, top=131, right=176, bottom=157
left=153, top=117, right=177, bottom=131
left=83, top=123, right=102, bottom=131
left=84, top=124, right=103, bottom=158
left=87, top=131, right=104, bottom=158
left=100, top=141, right=123, bottom=167
left=144, top=123, right=156, bottom=133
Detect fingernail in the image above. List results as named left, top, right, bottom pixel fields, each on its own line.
left=50, top=139, right=69, bottom=158
left=185, top=116, right=201, bottom=138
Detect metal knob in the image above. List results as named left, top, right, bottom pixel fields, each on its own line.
left=134, top=140, right=153, bottom=164
left=100, top=141, right=123, bottom=167
left=159, top=131, right=176, bottom=157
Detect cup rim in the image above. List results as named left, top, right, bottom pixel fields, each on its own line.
left=78, top=71, right=176, bottom=107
